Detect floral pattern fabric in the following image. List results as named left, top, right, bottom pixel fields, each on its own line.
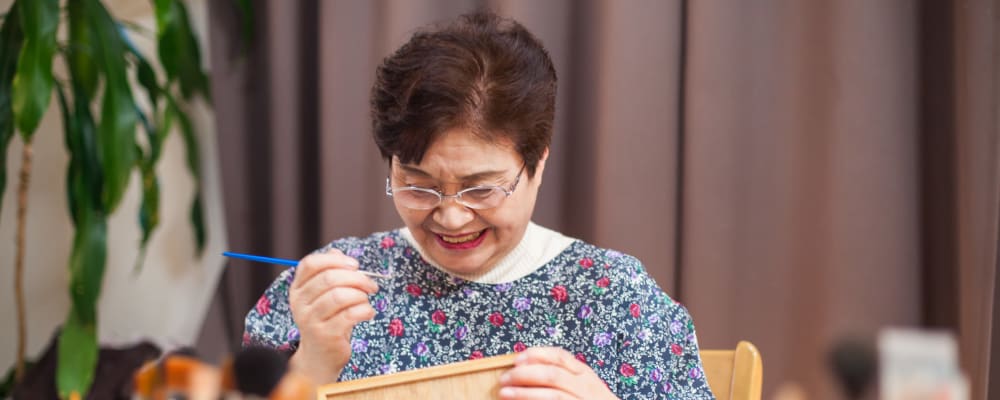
left=244, top=230, right=715, bottom=399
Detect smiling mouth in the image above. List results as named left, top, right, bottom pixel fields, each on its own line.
left=439, top=230, right=483, bottom=244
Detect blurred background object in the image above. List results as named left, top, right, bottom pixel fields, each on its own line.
left=878, top=328, right=970, bottom=400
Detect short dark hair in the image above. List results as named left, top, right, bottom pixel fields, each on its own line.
left=371, top=11, right=557, bottom=178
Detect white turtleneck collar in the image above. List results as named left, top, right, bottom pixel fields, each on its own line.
left=399, top=222, right=576, bottom=284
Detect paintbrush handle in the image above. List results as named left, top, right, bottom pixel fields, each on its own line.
left=222, top=251, right=391, bottom=279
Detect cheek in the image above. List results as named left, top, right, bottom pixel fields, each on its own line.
left=396, top=206, right=430, bottom=227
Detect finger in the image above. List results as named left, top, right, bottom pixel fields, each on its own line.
left=291, top=251, right=359, bottom=289
left=515, top=347, right=589, bottom=375
left=293, top=269, right=377, bottom=307
left=307, top=303, right=376, bottom=341
left=501, top=364, right=580, bottom=392
left=498, top=386, right=575, bottom=400
left=302, top=287, right=373, bottom=322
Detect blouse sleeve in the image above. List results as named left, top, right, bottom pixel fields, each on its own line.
left=241, top=238, right=359, bottom=353
left=242, top=267, right=301, bottom=354
left=587, top=256, right=715, bottom=399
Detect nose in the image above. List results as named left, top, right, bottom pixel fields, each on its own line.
left=432, top=198, right=475, bottom=229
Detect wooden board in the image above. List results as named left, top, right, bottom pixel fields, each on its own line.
left=316, top=353, right=518, bottom=400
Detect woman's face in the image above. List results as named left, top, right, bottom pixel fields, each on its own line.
left=390, top=128, right=546, bottom=276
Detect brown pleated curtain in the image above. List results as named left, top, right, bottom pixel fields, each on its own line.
left=198, top=1, right=1000, bottom=398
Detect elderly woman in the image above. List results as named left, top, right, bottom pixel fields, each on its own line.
left=245, top=11, right=714, bottom=400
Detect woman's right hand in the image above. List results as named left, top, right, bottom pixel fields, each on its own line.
left=287, top=250, right=379, bottom=384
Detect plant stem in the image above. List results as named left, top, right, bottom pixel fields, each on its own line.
left=14, top=141, right=32, bottom=383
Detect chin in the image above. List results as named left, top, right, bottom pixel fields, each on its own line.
left=431, top=252, right=490, bottom=275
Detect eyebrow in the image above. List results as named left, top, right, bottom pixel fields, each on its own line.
left=396, top=163, right=508, bottom=182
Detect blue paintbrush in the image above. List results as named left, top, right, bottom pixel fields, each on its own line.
left=223, top=251, right=391, bottom=279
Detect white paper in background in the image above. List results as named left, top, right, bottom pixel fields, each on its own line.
left=878, top=328, right=969, bottom=400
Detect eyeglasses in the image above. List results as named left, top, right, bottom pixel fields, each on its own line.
left=385, top=165, right=525, bottom=210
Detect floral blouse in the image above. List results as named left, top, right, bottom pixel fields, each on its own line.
left=244, top=230, right=715, bottom=399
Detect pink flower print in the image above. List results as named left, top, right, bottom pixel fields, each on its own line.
left=406, top=284, right=423, bottom=297
left=255, top=296, right=271, bottom=315
left=619, top=363, right=636, bottom=377
left=388, top=318, right=404, bottom=337
left=596, top=276, right=610, bottom=288
left=241, top=332, right=251, bottom=346
left=551, top=285, right=568, bottom=302
left=469, top=350, right=484, bottom=360
left=670, top=343, right=683, bottom=356
left=578, top=305, right=593, bottom=320
left=579, top=258, right=594, bottom=268
left=488, top=312, right=505, bottom=327
left=689, top=367, right=703, bottom=379
left=380, top=236, right=395, bottom=248
left=513, top=342, right=527, bottom=352
left=575, top=352, right=587, bottom=364
left=431, top=310, right=447, bottom=325
left=629, top=303, right=641, bottom=318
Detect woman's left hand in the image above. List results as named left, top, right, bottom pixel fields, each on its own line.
left=498, top=347, right=619, bottom=400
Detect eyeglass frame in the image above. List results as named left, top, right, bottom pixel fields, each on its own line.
left=385, top=164, right=526, bottom=210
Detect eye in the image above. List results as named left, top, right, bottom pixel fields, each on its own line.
left=463, top=187, right=498, bottom=200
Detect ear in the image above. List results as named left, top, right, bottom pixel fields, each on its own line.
left=531, top=147, right=549, bottom=183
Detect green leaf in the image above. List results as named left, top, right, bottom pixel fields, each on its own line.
left=57, top=84, right=103, bottom=225
left=58, top=200, right=107, bottom=398
left=0, top=1, right=24, bottom=223
left=67, top=0, right=100, bottom=100
left=57, top=307, right=99, bottom=399
left=118, top=23, right=160, bottom=111
left=11, top=0, right=57, bottom=138
left=135, top=109, right=160, bottom=273
left=165, top=95, right=205, bottom=253
left=87, top=0, right=138, bottom=212
left=67, top=199, right=107, bottom=325
left=155, top=0, right=210, bottom=100
left=135, top=167, right=159, bottom=272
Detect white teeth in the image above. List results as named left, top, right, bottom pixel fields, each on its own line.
left=441, top=231, right=482, bottom=243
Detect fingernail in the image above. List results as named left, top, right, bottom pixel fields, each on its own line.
left=499, top=373, right=510, bottom=384
left=514, top=354, right=527, bottom=364
left=498, top=387, right=514, bottom=398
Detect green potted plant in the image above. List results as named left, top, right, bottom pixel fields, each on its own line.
left=0, top=0, right=210, bottom=397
